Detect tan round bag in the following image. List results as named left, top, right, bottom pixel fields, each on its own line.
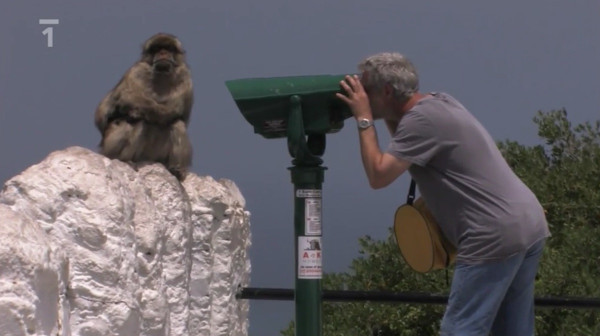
left=393, top=180, right=456, bottom=273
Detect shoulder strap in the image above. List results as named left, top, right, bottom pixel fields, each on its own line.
left=406, top=179, right=416, bottom=205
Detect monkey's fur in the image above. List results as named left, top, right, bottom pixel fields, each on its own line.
left=95, top=33, right=193, bottom=180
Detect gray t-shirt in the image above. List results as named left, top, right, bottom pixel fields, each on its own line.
left=387, top=92, right=550, bottom=263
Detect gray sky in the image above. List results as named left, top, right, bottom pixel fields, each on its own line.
left=1, top=1, right=599, bottom=335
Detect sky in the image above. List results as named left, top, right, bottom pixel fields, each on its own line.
left=1, top=1, right=599, bottom=335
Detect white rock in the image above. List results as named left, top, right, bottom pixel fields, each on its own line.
left=0, top=146, right=251, bottom=336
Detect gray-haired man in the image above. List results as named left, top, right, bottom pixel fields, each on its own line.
left=337, top=52, right=550, bottom=335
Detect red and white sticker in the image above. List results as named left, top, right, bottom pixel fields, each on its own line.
left=298, top=236, right=322, bottom=279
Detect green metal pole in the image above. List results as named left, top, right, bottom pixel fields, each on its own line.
left=290, top=165, right=325, bottom=336
left=286, top=94, right=327, bottom=335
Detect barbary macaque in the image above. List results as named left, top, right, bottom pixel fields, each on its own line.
left=94, top=33, right=193, bottom=180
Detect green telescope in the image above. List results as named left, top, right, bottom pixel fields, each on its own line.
left=225, top=74, right=353, bottom=139
left=226, top=74, right=355, bottom=336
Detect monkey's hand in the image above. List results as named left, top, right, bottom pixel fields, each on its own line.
left=146, top=113, right=185, bottom=126
left=142, top=105, right=186, bottom=126
left=124, top=106, right=143, bottom=122
left=106, top=105, right=144, bottom=125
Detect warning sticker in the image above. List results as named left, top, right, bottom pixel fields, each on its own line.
left=298, top=236, right=322, bottom=279
left=296, top=189, right=322, bottom=198
left=305, top=198, right=322, bottom=235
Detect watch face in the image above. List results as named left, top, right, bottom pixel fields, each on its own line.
left=359, top=119, right=372, bottom=128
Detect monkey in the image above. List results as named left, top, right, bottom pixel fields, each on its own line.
left=94, top=33, right=193, bottom=180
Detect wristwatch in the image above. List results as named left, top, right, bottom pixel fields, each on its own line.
left=357, top=118, right=374, bottom=130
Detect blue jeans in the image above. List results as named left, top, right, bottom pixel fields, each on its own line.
left=440, top=239, right=546, bottom=336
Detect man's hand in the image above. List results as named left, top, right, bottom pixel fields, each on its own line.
left=336, top=74, right=373, bottom=120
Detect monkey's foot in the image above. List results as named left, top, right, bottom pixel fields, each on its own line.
left=127, top=161, right=141, bottom=171
left=168, top=167, right=187, bottom=181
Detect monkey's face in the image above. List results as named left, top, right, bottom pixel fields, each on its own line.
left=152, top=49, right=176, bottom=73
left=141, top=33, right=185, bottom=74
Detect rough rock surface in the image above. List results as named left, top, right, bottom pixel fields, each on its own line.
left=0, top=146, right=251, bottom=336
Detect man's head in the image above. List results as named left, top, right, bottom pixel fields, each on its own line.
left=358, top=52, right=419, bottom=118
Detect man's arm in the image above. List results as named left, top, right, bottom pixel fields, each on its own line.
left=336, top=75, right=411, bottom=189
left=357, top=123, right=411, bottom=189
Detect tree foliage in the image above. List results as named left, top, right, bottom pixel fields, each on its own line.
left=281, top=110, right=600, bottom=335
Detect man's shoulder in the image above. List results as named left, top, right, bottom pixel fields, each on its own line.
left=410, top=92, right=474, bottom=123
left=398, top=108, right=431, bottom=132
left=412, top=92, right=464, bottom=110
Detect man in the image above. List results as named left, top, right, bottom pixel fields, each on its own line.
left=336, top=52, right=550, bottom=336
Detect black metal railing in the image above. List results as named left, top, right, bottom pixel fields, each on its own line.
left=237, top=287, right=600, bottom=310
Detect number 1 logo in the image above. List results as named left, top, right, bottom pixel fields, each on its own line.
left=39, top=19, right=59, bottom=48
